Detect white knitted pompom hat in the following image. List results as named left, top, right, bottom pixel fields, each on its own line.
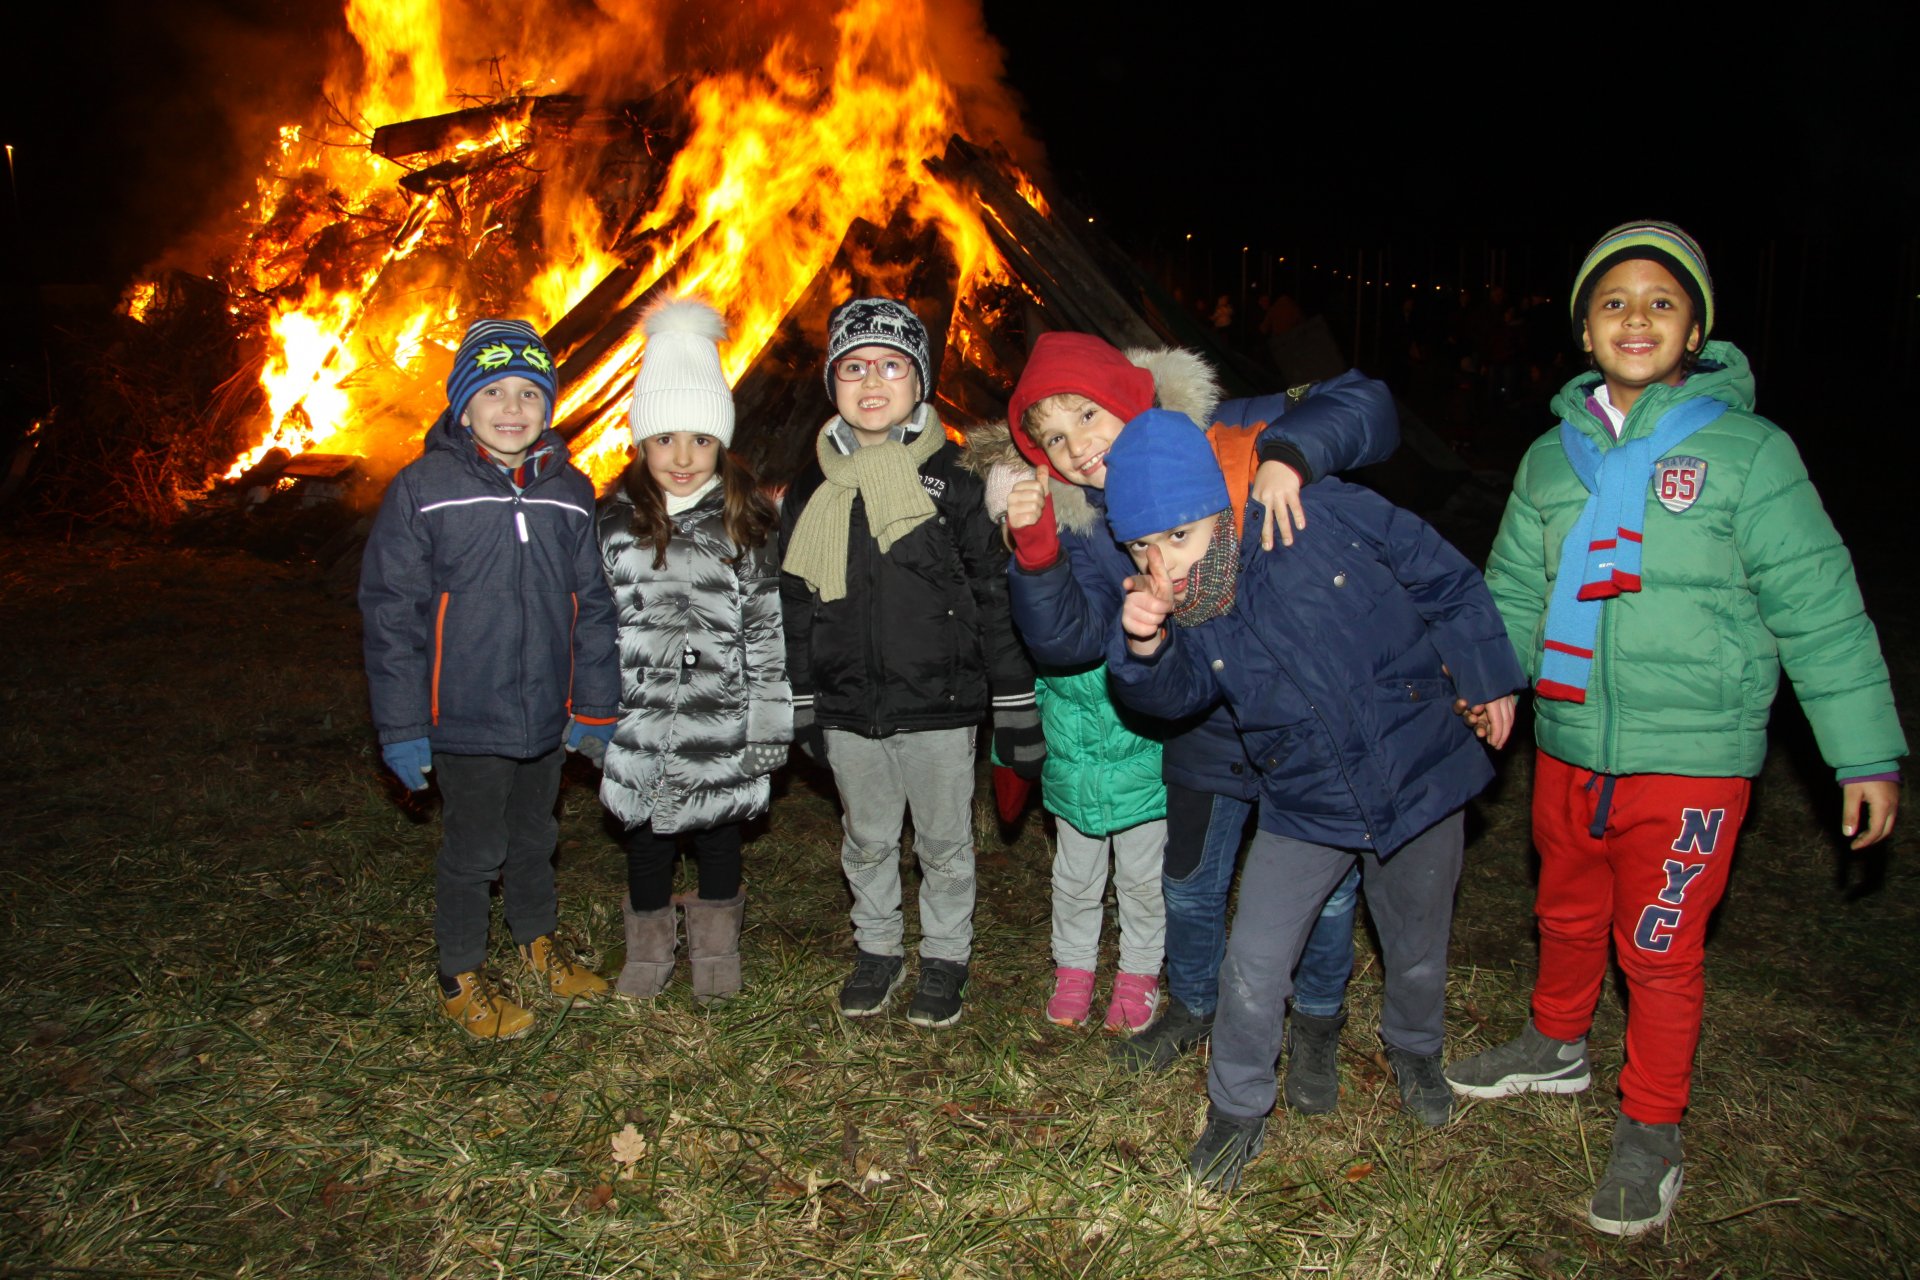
left=628, top=296, right=734, bottom=446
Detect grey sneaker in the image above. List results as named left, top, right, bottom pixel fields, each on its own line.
left=905, top=958, right=968, bottom=1028
left=1386, top=1046, right=1453, bottom=1126
left=1588, top=1113, right=1684, bottom=1237
left=1283, top=1008, right=1345, bottom=1115
left=837, top=949, right=906, bottom=1018
left=1187, top=1105, right=1266, bottom=1191
left=1445, top=1021, right=1590, bottom=1098
left=1110, top=1000, right=1214, bottom=1072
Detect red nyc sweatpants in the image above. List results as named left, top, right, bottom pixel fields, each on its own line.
left=1530, top=751, right=1752, bottom=1125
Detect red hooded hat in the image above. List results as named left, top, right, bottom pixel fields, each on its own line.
left=1005, top=332, right=1156, bottom=478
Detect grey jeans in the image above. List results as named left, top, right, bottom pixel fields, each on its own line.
left=433, top=748, right=564, bottom=975
left=1209, top=810, right=1465, bottom=1119
left=824, top=726, right=977, bottom=964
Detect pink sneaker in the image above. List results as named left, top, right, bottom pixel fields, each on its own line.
left=1045, top=967, right=1096, bottom=1026
left=1104, top=973, right=1160, bottom=1033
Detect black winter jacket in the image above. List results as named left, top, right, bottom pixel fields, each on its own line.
left=779, top=430, right=1032, bottom=737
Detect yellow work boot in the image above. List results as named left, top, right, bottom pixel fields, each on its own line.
left=441, top=970, right=535, bottom=1040
left=520, top=933, right=611, bottom=1000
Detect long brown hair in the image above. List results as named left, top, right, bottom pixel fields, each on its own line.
left=622, top=446, right=776, bottom=569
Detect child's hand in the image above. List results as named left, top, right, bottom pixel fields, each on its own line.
left=1121, top=543, right=1175, bottom=654
left=1452, top=694, right=1517, bottom=750
left=1005, top=467, right=1049, bottom=531
left=381, top=738, right=433, bottom=792
left=1006, top=466, right=1061, bottom=571
left=1841, top=780, right=1899, bottom=850
left=1249, top=459, right=1307, bottom=550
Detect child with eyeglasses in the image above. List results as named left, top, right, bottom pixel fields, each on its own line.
left=780, top=298, right=1038, bottom=1028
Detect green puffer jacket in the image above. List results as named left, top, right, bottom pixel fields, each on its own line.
left=1484, top=342, right=1905, bottom=781
left=1030, top=661, right=1166, bottom=837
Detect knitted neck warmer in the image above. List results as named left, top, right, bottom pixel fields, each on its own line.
left=1173, top=515, right=1240, bottom=627
left=665, top=475, right=721, bottom=517
left=783, top=403, right=945, bottom=603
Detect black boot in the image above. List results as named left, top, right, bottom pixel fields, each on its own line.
left=1283, top=1008, right=1345, bottom=1115
left=1109, top=1000, right=1214, bottom=1072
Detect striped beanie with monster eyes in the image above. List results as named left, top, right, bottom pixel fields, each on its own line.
left=447, top=318, right=558, bottom=422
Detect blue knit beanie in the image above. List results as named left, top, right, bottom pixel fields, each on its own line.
left=447, top=319, right=558, bottom=423
left=1104, top=409, right=1229, bottom=544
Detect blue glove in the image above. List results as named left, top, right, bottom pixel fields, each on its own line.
left=566, top=717, right=612, bottom=766
left=382, top=738, right=433, bottom=791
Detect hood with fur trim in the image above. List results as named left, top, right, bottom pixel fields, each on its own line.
left=963, top=344, right=1223, bottom=536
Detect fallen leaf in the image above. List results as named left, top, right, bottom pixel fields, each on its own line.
left=1345, top=1162, right=1374, bottom=1182
left=586, top=1183, right=615, bottom=1211
left=611, top=1124, right=648, bottom=1165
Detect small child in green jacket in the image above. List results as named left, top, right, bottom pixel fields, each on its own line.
left=1451, top=221, right=1905, bottom=1237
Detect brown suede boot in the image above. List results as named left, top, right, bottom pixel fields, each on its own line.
left=678, top=889, right=745, bottom=1003
left=615, top=899, right=679, bottom=999
left=520, top=933, right=611, bottom=1001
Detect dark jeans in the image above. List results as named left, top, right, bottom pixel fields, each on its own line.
left=433, top=748, right=563, bottom=975
left=1162, top=784, right=1359, bottom=1017
left=622, top=820, right=744, bottom=911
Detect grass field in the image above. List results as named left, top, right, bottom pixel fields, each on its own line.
left=2, top=536, right=1916, bottom=1278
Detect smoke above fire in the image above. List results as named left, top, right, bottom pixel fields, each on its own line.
left=153, top=0, right=1042, bottom=486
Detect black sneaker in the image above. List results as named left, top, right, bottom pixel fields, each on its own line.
left=1109, top=1000, right=1214, bottom=1072
left=1187, top=1105, right=1266, bottom=1191
left=1386, top=1046, right=1454, bottom=1127
left=837, top=949, right=906, bottom=1018
left=1283, top=1008, right=1345, bottom=1115
left=905, top=958, right=969, bottom=1028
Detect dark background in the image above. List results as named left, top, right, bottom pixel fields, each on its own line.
left=6, top=4, right=1915, bottom=422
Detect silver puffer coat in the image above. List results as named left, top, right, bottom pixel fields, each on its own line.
left=597, top=485, right=792, bottom=832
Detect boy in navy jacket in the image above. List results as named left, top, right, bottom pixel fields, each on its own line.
left=1105, top=409, right=1522, bottom=1190
left=360, top=319, right=619, bottom=1038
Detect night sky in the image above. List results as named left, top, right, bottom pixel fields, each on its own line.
left=7, top=4, right=1914, bottom=398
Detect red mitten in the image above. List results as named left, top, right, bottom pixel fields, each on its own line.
left=993, top=765, right=1033, bottom=825
left=1009, top=495, right=1061, bottom=571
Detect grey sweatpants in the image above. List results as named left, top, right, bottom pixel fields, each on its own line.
left=433, top=747, right=564, bottom=975
left=824, top=726, right=977, bottom=964
left=1209, top=810, right=1464, bottom=1119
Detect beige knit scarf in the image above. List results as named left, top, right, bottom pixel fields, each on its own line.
left=783, top=405, right=946, bottom=602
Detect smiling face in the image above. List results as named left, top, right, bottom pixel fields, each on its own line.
left=831, top=345, right=922, bottom=446
left=1030, top=395, right=1129, bottom=489
left=641, top=430, right=721, bottom=498
left=460, top=375, right=549, bottom=466
left=1581, top=258, right=1702, bottom=414
left=1124, top=513, right=1220, bottom=600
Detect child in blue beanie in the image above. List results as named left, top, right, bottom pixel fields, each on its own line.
left=360, top=318, right=620, bottom=1039
left=1104, top=408, right=1523, bottom=1191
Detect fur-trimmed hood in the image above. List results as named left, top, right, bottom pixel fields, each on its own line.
left=961, top=345, right=1223, bottom=536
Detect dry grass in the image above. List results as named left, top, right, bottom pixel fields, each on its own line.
left=2, top=536, right=1916, bottom=1279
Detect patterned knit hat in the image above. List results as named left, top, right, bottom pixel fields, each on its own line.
left=1569, top=220, right=1715, bottom=339
left=824, top=297, right=933, bottom=401
left=447, top=319, right=557, bottom=423
left=1006, top=332, right=1157, bottom=474
left=1103, top=409, right=1229, bottom=544
left=629, top=296, right=735, bottom=446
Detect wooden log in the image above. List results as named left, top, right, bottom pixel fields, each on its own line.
left=551, top=222, right=723, bottom=440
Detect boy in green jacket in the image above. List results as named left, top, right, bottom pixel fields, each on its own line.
left=1451, top=221, right=1904, bottom=1236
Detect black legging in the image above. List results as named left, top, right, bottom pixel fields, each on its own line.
left=622, top=821, right=743, bottom=911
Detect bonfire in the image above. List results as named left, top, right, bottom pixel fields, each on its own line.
left=127, top=0, right=1180, bottom=499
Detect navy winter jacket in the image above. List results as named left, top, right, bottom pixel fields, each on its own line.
left=1009, top=369, right=1399, bottom=798
left=1107, top=478, right=1524, bottom=855
left=359, top=413, right=619, bottom=758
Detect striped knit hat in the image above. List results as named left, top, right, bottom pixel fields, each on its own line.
left=447, top=319, right=557, bottom=423
left=1569, top=221, right=1714, bottom=340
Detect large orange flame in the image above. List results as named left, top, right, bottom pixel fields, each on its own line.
left=202, top=0, right=1031, bottom=487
